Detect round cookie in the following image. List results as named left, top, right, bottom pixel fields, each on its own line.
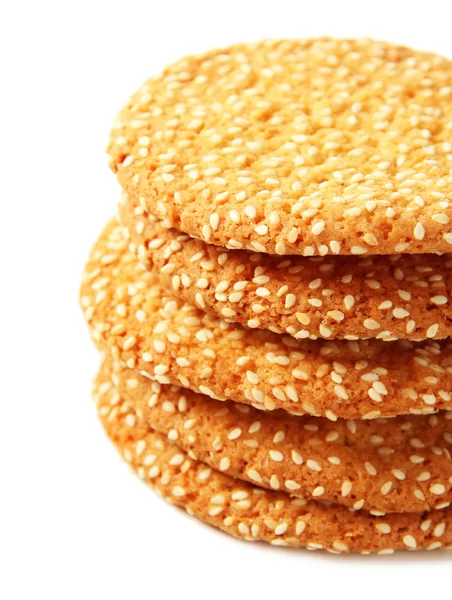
left=94, top=366, right=452, bottom=553
left=80, top=220, right=452, bottom=420
left=122, top=203, right=452, bottom=341
left=108, top=360, right=452, bottom=514
left=108, top=38, right=452, bottom=257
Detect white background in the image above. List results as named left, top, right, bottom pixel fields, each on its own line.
left=1, top=1, right=451, bottom=598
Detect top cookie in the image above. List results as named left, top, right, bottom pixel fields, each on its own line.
left=108, top=38, right=452, bottom=257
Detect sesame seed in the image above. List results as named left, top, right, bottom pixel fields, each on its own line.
left=246, top=371, right=259, bottom=385
left=269, top=450, right=284, bottom=462
left=414, top=222, right=425, bottom=240
left=363, top=319, right=380, bottom=330
left=275, top=523, right=288, bottom=535
left=273, top=431, right=285, bottom=443
left=255, top=224, right=268, bottom=235
left=285, top=294, right=297, bottom=309
left=334, top=385, right=348, bottom=400
left=375, top=523, right=391, bottom=534
left=237, top=523, right=250, bottom=535
left=319, top=325, right=332, bottom=337
left=430, top=483, right=446, bottom=495
left=403, top=535, right=417, bottom=549
left=228, top=428, right=242, bottom=440
left=244, top=205, right=257, bottom=218
left=332, top=541, right=348, bottom=552
left=393, top=307, right=410, bottom=319
left=247, top=469, right=262, bottom=483
left=295, top=313, right=311, bottom=326
left=434, top=523, right=446, bottom=537
left=285, top=480, right=301, bottom=491
left=295, top=521, right=306, bottom=535
left=381, top=481, right=393, bottom=495
left=248, top=421, right=261, bottom=434
left=341, top=481, right=352, bottom=497
left=231, top=491, right=248, bottom=501
left=291, top=450, right=303, bottom=465
left=256, top=287, right=270, bottom=298
left=365, top=462, right=377, bottom=476
left=307, top=459, right=322, bottom=472
left=219, top=457, right=230, bottom=471
left=344, top=295, right=355, bottom=310
left=426, top=324, right=439, bottom=338
left=311, top=221, right=325, bottom=235
left=327, top=310, right=345, bottom=322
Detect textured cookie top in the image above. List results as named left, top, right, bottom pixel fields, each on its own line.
left=122, top=202, right=452, bottom=341
left=108, top=38, right=452, bottom=256
left=80, top=220, right=452, bottom=420
left=95, top=368, right=452, bottom=553
left=110, top=361, right=452, bottom=514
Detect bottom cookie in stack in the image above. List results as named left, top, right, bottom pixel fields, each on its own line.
left=94, top=360, right=452, bottom=554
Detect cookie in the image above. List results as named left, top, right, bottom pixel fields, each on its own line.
left=121, top=203, right=452, bottom=341
left=107, top=38, right=452, bottom=257
left=80, top=220, right=452, bottom=420
left=94, top=365, right=452, bottom=553
left=106, top=359, right=452, bottom=513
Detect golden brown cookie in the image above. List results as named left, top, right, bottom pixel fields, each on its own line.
left=80, top=220, right=452, bottom=420
left=108, top=38, right=452, bottom=257
left=94, top=364, right=452, bottom=553
left=121, top=203, right=452, bottom=341
left=106, top=360, right=452, bottom=513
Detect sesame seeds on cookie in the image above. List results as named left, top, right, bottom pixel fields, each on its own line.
left=108, top=38, right=452, bottom=257
left=120, top=202, right=452, bottom=341
left=107, top=360, right=452, bottom=514
left=80, top=220, right=452, bottom=420
left=83, top=36, right=452, bottom=554
left=94, top=365, right=452, bottom=553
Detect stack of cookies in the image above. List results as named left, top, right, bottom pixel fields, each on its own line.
left=81, top=38, right=452, bottom=553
